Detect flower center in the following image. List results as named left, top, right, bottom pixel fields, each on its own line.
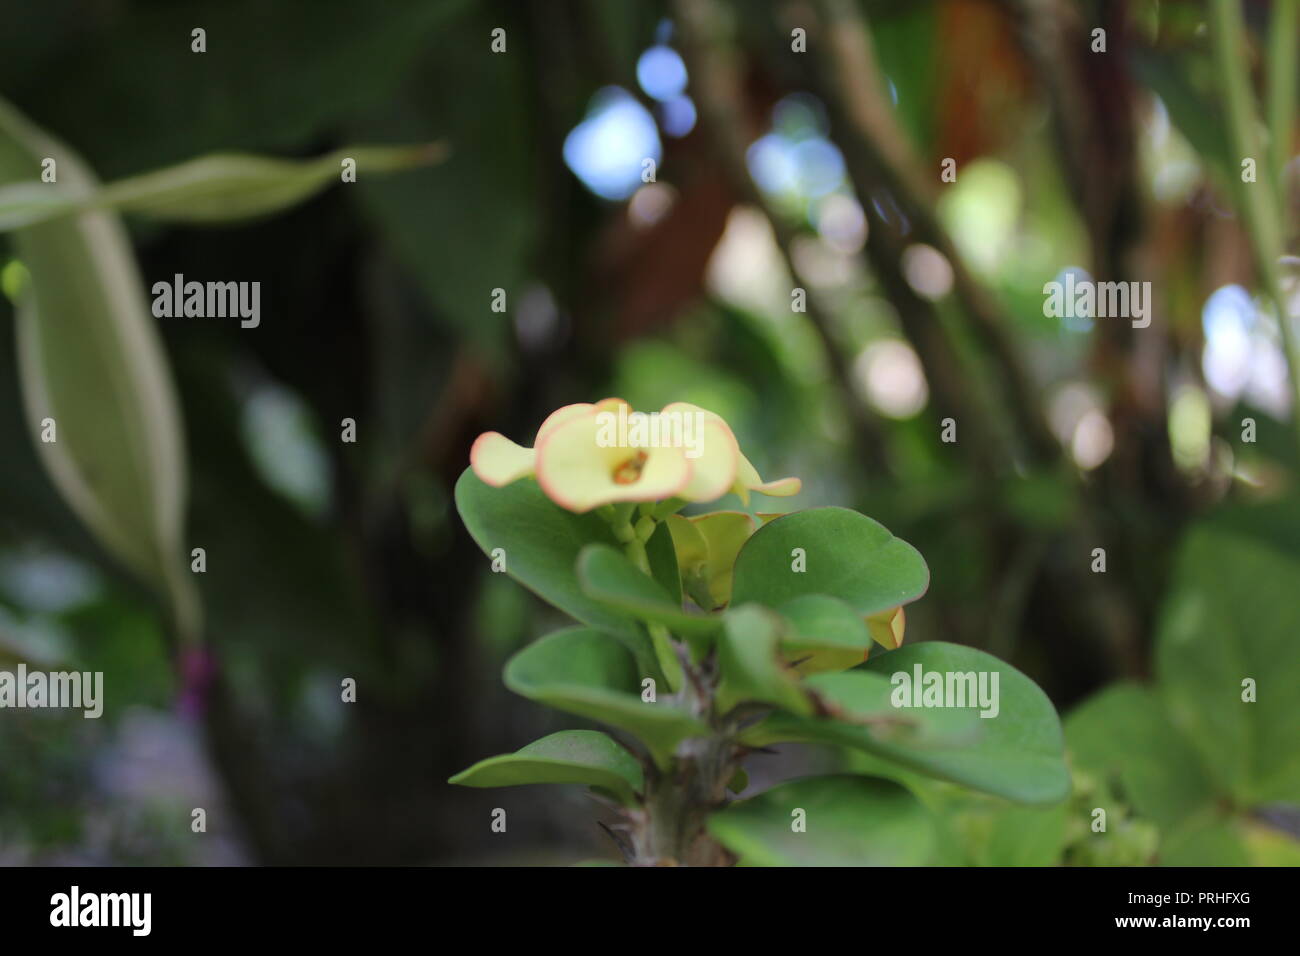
left=612, top=450, right=649, bottom=484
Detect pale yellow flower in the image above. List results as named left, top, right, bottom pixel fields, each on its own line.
left=470, top=399, right=802, bottom=515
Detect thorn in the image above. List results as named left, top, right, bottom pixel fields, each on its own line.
left=598, top=820, right=635, bottom=862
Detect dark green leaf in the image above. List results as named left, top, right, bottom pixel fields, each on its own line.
left=731, top=507, right=929, bottom=617
left=503, top=627, right=706, bottom=767
left=577, top=543, right=719, bottom=638
left=455, top=469, right=663, bottom=682
left=779, top=594, right=874, bottom=674
left=449, top=729, right=644, bottom=805
left=716, top=604, right=813, bottom=717
left=858, top=643, right=1070, bottom=804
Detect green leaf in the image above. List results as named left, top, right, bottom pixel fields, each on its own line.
left=857, top=643, right=1070, bottom=804
left=448, top=730, right=644, bottom=805
left=577, top=543, right=720, bottom=638
left=730, top=507, right=929, bottom=617
left=707, top=775, right=935, bottom=866
left=455, top=470, right=663, bottom=682
left=0, top=144, right=445, bottom=230
left=0, top=97, right=198, bottom=639
left=779, top=594, right=874, bottom=674
left=1066, top=683, right=1215, bottom=829
left=503, top=627, right=707, bottom=767
left=1155, top=513, right=1300, bottom=806
left=743, top=667, right=982, bottom=753
left=716, top=604, right=813, bottom=717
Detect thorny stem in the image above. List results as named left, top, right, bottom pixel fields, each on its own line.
left=626, top=648, right=740, bottom=866
left=598, top=504, right=740, bottom=865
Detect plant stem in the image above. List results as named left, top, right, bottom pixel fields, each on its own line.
left=1211, top=0, right=1300, bottom=450
left=612, top=509, right=737, bottom=865
left=1267, top=0, right=1297, bottom=200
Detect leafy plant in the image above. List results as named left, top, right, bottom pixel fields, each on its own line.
left=1066, top=498, right=1300, bottom=866
left=451, top=399, right=1069, bottom=865
left=0, top=94, right=440, bottom=646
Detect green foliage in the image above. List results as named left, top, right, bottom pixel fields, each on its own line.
left=456, top=471, right=666, bottom=683
left=449, top=730, right=643, bottom=806
left=0, top=145, right=445, bottom=230
left=731, top=507, right=930, bottom=616
left=708, top=775, right=935, bottom=866
left=0, top=97, right=197, bottom=640
left=502, top=627, right=706, bottom=768
left=1066, top=499, right=1300, bottom=865
left=452, top=464, right=1069, bottom=865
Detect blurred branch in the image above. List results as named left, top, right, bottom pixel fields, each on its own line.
left=807, top=0, right=1060, bottom=465
left=1011, top=0, right=1189, bottom=513
left=670, top=0, right=889, bottom=474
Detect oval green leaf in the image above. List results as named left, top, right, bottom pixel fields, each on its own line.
left=448, top=729, right=644, bottom=805
left=779, top=594, right=874, bottom=674
left=577, top=543, right=720, bottom=637
left=503, top=627, right=706, bottom=767
left=730, top=507, right=929, bottom=617
left=716, top=604, right=813, bottom=718
left=860, top=642, right=1069, bottom=804
left=455, top=469, right=663, bottom=681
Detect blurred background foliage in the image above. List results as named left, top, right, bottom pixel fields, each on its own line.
left=0, top=0, right=1297, bottom=865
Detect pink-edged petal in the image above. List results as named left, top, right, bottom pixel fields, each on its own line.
left=679, top=418, right=739, bottom=502
left=660, top=402, right=740, bottom=503
left=535, top=403, right=598, bottom=445
left=470, top=432, right=536, bottom=487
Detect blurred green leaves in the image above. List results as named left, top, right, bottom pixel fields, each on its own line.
left=708, top=775, right=935, bottom=866
left=0, top=97, right=198, bottom=640
left=1067, top=498, right=1300, bottom=864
